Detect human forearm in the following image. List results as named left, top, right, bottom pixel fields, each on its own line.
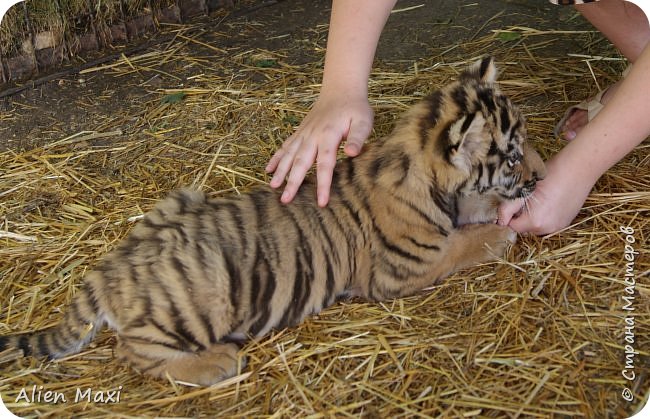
left=267, top=0, right=396, bottom=206
left=320, top=0, right=397, bottom=96
left=566, top=43, right=650, bottom=183
left=498, top=44, right=650, bottom=235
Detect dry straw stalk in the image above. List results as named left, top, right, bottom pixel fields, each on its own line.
left=0, top=21, right=648, bottom=418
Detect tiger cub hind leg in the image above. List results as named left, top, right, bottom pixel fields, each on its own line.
left=115, top=338, right=243, bottom=386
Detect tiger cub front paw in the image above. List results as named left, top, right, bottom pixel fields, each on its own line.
left=482, top=224, right=516, bottom=257
left=460, top=223, right=517, bottom=262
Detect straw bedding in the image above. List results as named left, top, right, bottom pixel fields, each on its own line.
left=0, top=14, right=648, bottom=418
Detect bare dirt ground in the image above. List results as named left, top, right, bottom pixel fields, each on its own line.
left=1, top=0, right=607, bottom=151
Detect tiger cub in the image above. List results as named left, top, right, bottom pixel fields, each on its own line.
left=0, top=57, right=545, bottom=386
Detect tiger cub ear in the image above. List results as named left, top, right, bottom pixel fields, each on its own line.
left=460, top=56, right=498, bottom=84
left=445, top=112, right=487, bottom=173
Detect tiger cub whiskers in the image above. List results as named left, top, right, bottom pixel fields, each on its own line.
left=1, top=57, right=546, bottom=386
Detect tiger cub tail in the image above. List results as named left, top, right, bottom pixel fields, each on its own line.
left=0, top=281, right=105, bottom=360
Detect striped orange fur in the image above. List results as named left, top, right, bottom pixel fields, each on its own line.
left=1, top=57, right=545, bottom=386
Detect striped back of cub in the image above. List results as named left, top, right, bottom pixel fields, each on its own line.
left=0, top=57, right=545, bottom=386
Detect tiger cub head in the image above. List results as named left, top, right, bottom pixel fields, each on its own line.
left=394, top=57, right=546, bottom=223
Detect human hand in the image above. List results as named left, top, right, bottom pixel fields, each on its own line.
left=497, top=155, right=595, bottom=235
left=266, top=94, right=373, bottom=207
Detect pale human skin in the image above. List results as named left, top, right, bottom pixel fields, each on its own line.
left=556, top=1, right=650, bottom=141
left=499, top=0, right=650, bottom=234
left=266, top=0, right=397, bottom=207
left=266, top=0, right=650, bottom=235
